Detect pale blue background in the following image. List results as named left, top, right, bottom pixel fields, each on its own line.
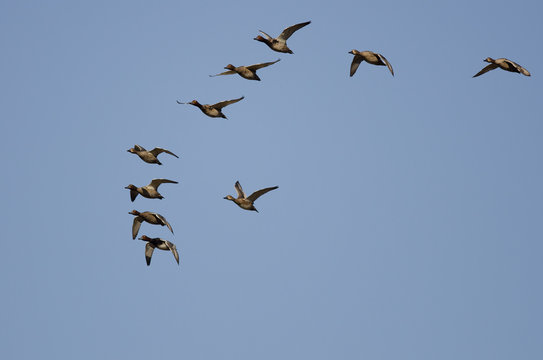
left=2, top=1, right=542, bottom=359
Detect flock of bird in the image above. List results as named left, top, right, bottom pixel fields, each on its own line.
left=124, top=20, right=531, bottom=267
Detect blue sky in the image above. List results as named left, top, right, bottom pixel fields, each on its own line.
left=2, top=1, right=542, bottom=359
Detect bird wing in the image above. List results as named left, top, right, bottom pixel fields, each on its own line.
left=134, top=144, right=145, bottom=151
left=258, top=29, right=273, bottom=41
left=506, top=59, right=531, bottom=76
left=150, top=147, right=179, bottom=158
left=166, top=241, right=180, bottom=265
left=278, top=21, right=311, bottom=41
left=234, top=181, right=246, bottom=199
left=130, top=189, right=138, bottom=202
left=149, top=178, right=178, bottom=189
left=212, top=96, right=244, bottom=110
left=132, top=217, right=142, bottom=239
left=377, top=53, right=394, bottom=76
left=145, top=243, right=156, bottom=266
left=473, top=63, right=498, bottom=77
left=209, top=70, right=237, bottom=77
left=247, top=59, right=281, bottom=71
left=350, top=55, right=364, bottom=77
left=155, top=213, right=174, bottom=234
left=247, top=186, right=279, bottom=202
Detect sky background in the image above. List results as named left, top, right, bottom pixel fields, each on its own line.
left=2, top=0, right=542, bottom=359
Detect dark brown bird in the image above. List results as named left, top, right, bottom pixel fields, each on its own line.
left=124, top=179, right=178, bottom=201
left=176, top=96, right=244, bottom=119
left=223, top=181, right=278, bottom=212
left=473, top=57, right=531, bottom=77
left=348, top=50, right=394, bottom=77
left=129, top=210, right=173, bottom=239
left=254, top=21, right=311, bottom=54
left=127, top=144, right=179, bottom=165
left=210, top=59, right=281, bottom=81
left=138, top=235, right=179, bottom=266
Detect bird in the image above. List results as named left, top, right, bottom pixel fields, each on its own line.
left=127, top=144, right=179, bottom=165
left=209, top=59, right=281, bottom=81
left=473, top=57, right=531, bottom=77
left=129, top=210, right=174, bottom=239
left=138, top=235, right=179, bottom=266
left=348, top=50, right=394, bottom=77
left=254, top=21, right=311, bottom=54
left=124, top=179, right=178, bottom=201
left=223, top=181, right=278, bottom=212
left=176, top=96, right=244, bottom=119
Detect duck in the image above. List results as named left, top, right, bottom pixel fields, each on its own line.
left=210, top=59, right=281, bottom=81
left=348, top=50, right=394, bottom=77
left=129, top=210, right=174, bottom=239
left=254, top=21, right=311, bottom=54
left=124, top=179, right=178, bottom=201
left=473, top=57, right=531, bottom=77
left=138, top=235, right=179, bottom=266
left=176, top=96, right=244, bottom=119
left=224, top=181, right=278, bottom=212
left=127, top=144, right=179, bottom=165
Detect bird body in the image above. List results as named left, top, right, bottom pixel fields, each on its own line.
left=224, top=181, right=278, bottom=212
left=254, top=21, right=311, bottom=54
left=348, top=50, right=394, bottom=77
left=127, top=144, right=179, bottom=165
left=473, top=57, right=530, bottom=77
left=176, top=96, right=244, bottom=119
left=138, top=235, right=179, bottom=266
left=129, top=210, right=173, bottom=239
left=124, top=179, right=178, bottom=201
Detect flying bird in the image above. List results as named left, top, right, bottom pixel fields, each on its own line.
left=348, top=50, right=394, bottom=77
left=224, top=181, right=278, bottom=212
left=473, top=57, right=531, bottom=77
left=210, top=59, right=281, bottom=81
left=124, top=179, right=178, bottom=201
left=254, top=21, right=311, bottom=54
left=129, top=210, right=174, bottom=239
left=127, top=144, right=179, bottom=165
left=138, top=235, right=179, bottom=266
left=176, top=96, right=244, bottom=119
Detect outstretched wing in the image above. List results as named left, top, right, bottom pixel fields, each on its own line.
left=377, top=53, right=394, bottom=76
left=150, top=147, right=179, bottom=158
left=258, top=29, right=273, bottom=41
left=209, top=70, right=237, bottom=77
left=212, top=96, right=244, bottom=110
left=129, top=189, right=138, bottom=202
left=132, top=217, right=142, bottom=239
left=350, top=55, right=364, bottom=77
left=234, top=181, right=246, bottom=199
left=506, top=59, right=531, bottom=76
left=134, top=144, right=145, bottom=151
left=145, top=243, right=156, bottom=266
left=166, top=241, right=180, bottom=265
left=149, top=178, right=178, bottom=189
left=247, top=186, right=279, bottom=202
left=278, top=21, right=311, bottom=41
left=247, top=59, right=281, bottom=71
left=155, top=213, right=174, bottom=234
left=473, top=63, right=498, bottom=77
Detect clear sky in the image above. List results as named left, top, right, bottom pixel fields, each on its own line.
left=2, top=0, right=542, bottom=359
